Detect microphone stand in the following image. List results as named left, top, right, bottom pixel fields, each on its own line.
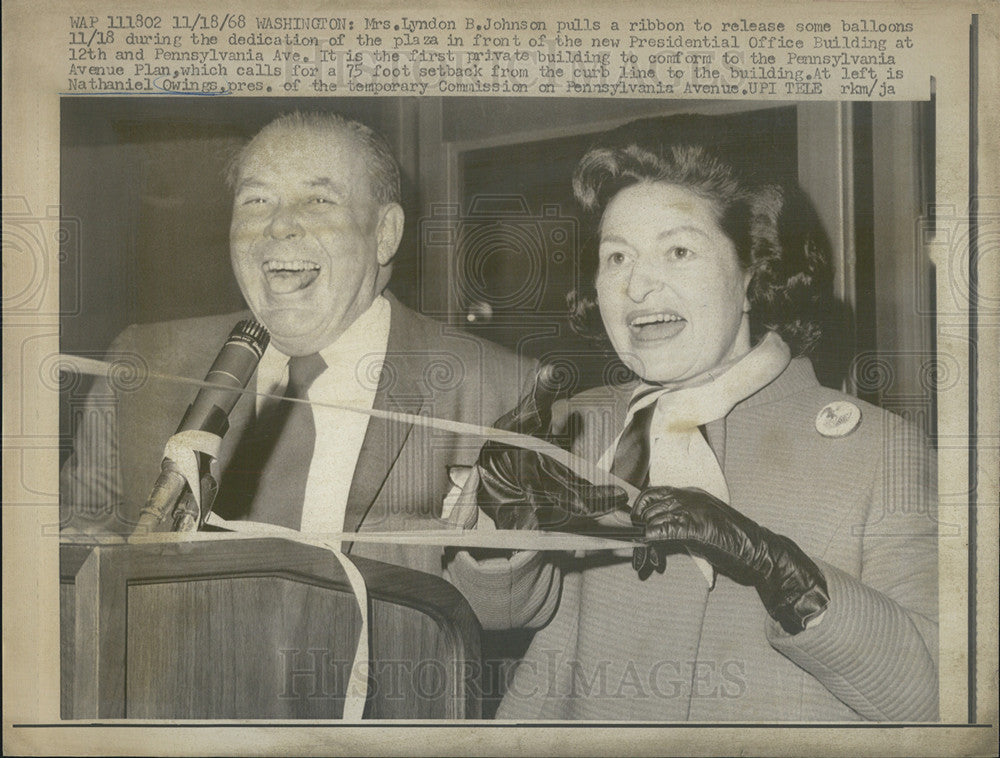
left=133, top=455, right=219, bottom=533
left=171, top=464, right=219, bottom=533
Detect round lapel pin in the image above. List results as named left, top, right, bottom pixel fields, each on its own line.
left=815, top=401, right=862, bottom=437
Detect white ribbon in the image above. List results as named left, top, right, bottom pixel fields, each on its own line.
left=58, top=353, right=639, bottom=502
left=161, top=430, right=222, bottom=514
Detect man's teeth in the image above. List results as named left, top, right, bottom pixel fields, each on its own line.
left=631, top=313, right=683, bottom=326
left=264, top=260, right=320, bottom=272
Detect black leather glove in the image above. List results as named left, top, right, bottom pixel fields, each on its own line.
left=476, top=366, right=627, bottom=532
left=631, top=486, right=829, bottom=634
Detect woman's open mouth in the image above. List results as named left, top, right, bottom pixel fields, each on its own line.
left=628, top=311, right=686, bottom=341
left=262, top=259, right=320, bottom=294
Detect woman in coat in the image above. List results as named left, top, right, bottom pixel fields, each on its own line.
left=447, top=121, right=938, bottom=721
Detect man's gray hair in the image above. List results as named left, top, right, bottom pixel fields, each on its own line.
left=226, top=111, right=402, bottom=205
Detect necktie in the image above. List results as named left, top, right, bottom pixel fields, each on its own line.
left=610, top=388, right=724, bottom=584
left=609, top=400, right=657, bottom=488
left=218, top=353, right=326, bottom=529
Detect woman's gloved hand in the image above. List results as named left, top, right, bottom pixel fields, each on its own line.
left=631, top=485, right=829, bottom=634
left=476, top=366, right=627, bottom=532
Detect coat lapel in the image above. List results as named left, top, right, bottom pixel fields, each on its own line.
left=341, top=296, right=430, bottom=539
left=210, top=309, right=257, bottom=474
left=216, top=373, right=257, bottom=476
left=207, top=332, right=259, bottom=520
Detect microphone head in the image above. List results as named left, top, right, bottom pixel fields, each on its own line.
left=228, top=319, right=270, bottom=360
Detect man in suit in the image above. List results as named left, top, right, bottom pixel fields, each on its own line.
left=60, top=111, right=526, bottom=577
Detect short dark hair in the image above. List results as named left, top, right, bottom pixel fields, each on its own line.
left=569, top=122, right=833, bottom=357
left=226, top=111, right=401, bottom=205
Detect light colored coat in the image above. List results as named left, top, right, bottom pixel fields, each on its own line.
left=448, top=359, right=938, bottom=720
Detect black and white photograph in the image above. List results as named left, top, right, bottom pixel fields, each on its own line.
left=56, top=95, right=942, bottom=723
left=3, top=2, right=998, bottom=756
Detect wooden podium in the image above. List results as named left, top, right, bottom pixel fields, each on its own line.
left=60, top=536, right=483, bottom=719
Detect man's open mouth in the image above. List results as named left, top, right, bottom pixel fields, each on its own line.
left=262, top=259, right=320, bottom=294
left=628, top=311, right=686, bottom=341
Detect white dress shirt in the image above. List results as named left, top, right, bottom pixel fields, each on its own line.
left=254, top=295, right=391, bottom=534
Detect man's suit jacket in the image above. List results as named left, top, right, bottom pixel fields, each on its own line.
left=61, top=293, right=528, bottom=576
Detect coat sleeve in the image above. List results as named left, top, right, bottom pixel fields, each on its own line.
left=442, top=459, right=562, bottom=631
left=446, top=546, right=562, bottom=631
left=59, top=325, right=139, bottom=534
left=766, top=416, right=938, bottom=721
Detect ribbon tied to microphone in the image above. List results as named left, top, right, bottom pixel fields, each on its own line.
left=161, top=430, right=223, bottom=518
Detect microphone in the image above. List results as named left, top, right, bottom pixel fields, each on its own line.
left=133, top=319, right=270, bottom=533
